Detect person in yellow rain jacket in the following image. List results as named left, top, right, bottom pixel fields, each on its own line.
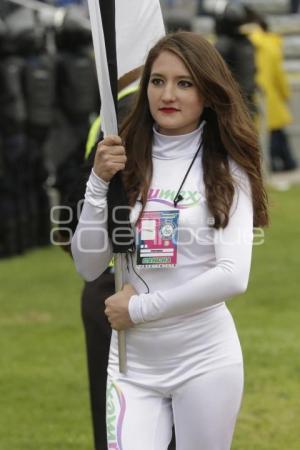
left=247, top=13, right=297, bottom=172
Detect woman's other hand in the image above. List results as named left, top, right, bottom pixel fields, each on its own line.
left=104, top=284, right=137, bottom=331
left=93, top=135, right=127, bottom=182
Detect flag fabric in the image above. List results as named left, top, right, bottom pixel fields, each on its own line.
left=115, top=0, right=165, bottom=79
left=87, top=0, right=118, bottom=136
left=88, top=0, right=165, bottom=137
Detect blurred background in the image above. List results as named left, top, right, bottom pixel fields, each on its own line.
left=0, top=0, right=300, bottom=259
left=0, top=1, right=299, bottom=449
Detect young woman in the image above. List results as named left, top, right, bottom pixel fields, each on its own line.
left=72, top=32, right=268, bottom=450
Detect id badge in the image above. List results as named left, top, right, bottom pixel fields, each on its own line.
left=136, top=210, right=179, bottom=269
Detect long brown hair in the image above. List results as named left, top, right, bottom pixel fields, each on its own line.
left=121, top=31, right=269, bottom=228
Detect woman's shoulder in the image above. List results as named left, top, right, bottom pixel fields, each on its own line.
left=228, top=158, right=251, bottom=195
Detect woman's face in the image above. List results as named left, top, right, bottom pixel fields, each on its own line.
left=147, top=50, right=205, bottom=135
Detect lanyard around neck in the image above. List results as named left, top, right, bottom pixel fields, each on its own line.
left=173, top=140, right=203, bottom=207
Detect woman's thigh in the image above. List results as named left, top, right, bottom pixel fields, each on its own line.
left=106, top=377, right=173, bottom=450
left=173, top=363, right=244, bottom=450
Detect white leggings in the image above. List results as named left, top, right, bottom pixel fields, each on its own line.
left=106, top=363, right=243, bottom=450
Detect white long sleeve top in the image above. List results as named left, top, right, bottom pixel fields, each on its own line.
left=71, top=123, right=254, bottom=327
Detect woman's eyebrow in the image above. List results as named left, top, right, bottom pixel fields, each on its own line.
left=150, top=72, right=193, bottom=80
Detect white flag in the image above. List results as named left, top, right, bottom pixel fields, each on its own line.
left=116, top=0, right=165, bottom=78
left=87, top=0, right=165, bottom=136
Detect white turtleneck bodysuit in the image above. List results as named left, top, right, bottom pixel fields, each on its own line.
left=71, top=124, right=253, bottom=450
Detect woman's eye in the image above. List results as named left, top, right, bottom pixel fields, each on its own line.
left=178, top=80, right=193, bottom=88
left=150, top=78, right=163, bottom=86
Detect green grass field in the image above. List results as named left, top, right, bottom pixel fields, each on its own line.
left=0, top=187, right=299, bottom=450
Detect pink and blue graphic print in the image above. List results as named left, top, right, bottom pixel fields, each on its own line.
left=107, top=380, right=126, bottom=450
left=136, top=210, right=179, bottom=268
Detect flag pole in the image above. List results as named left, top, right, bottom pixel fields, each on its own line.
left=114, top=254, right=126, bottom=372
left=87, top=0, right=127, bottom=373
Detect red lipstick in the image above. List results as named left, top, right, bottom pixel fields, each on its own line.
left=159, top=108, right=179, bottom=114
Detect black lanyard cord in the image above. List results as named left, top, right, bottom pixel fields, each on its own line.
left=173, top=140, right=203, bottom=207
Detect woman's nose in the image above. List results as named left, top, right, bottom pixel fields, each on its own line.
left=161, top=83, right=176, bottom=101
